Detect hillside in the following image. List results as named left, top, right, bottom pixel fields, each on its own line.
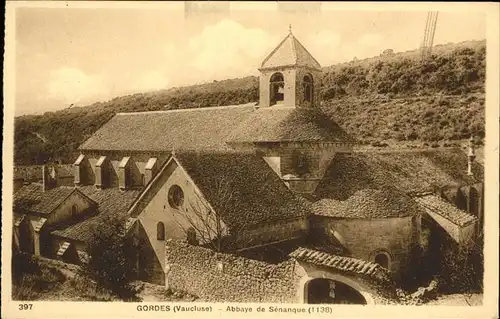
left=14, top=40, right=485, bottom=165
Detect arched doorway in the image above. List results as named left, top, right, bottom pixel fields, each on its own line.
left=374, top=253, right=389, bottom=269
left=305, top=278, right=367, bottom=305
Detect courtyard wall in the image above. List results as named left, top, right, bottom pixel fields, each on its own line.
left=164, top=240, right=302, bottom=302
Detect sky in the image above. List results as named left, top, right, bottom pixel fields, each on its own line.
left=13, top=2, right=487, bottom=116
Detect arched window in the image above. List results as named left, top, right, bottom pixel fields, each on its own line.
left=71, top=204, right=78, bottom=218
left=141, top=173, right=146, bottom=186
left=374, top=252, right=390, bottom=269
left=270, top=72, right=285, bottom=105
left=157, top=222, right=165, bottom=240
left=303, top=74, right=314, bottom=103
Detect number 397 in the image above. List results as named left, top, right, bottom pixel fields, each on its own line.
left=19, top=304, right=33, bottom=310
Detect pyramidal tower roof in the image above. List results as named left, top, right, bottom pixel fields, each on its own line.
left=260, top=29, right=322, bottom=71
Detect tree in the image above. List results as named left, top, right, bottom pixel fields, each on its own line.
left=173, top=177, right=246, bottom=253
left=84, top=215, right=139, bottom=300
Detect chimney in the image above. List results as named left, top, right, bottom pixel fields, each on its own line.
left=95, top=156, right=108, bottom=189
left=118, top=156, right=131, bottom=191
left=74, top=154, right=87, bottom=186
left=144, top=157, right=158, bottom=186
left=50, top=165, right=58, bottom=185
left=467, top=135, right=476, bottom=177
left=42, top=165, right=55, bottom=191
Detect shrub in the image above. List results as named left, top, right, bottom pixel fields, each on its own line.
left=438, top=240, right=483, bottom=293
left=84, top=215, right=139, bottom=301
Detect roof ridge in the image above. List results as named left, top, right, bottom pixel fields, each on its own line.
left=116, top=103, right=256, bottom=116
left=290, top=33, right=298, bottom=64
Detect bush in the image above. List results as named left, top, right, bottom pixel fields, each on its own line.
left=84, top=215, right=139, bottom=301
left=437, top=236, right=483, bottom=294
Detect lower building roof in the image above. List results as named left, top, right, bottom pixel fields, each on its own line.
left=312, top=188, right=420, bottom=219
left=414, top=194, right=477, bottom=227
left=14, top=183, right=77, bottom=215
left=314, top=149, right=482, bottom=201
left=290, top=247, right=391, bottom=283
left=174, top=151, right=311, bottom=230
left=52, top=186, right=142, bottom=243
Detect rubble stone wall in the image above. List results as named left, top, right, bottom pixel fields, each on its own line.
left=164, top=240, right=302, bottom=302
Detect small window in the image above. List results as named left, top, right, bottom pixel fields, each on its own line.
left=374, top=252, right=390, bottom=269
left=303, top=74, right=314, bottom=103
left=71, top=205, right=78, bottom=218
left=141, top=173, right=146, bottom=186
left=168, top=185, right=184, bottom=208
left=157, top=222, right=165, bottom=240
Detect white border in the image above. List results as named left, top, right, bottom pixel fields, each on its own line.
left=2, top=2, right=499, bottom=319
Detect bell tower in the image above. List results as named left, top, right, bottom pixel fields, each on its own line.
left=258, top=26, right=322, bottom=108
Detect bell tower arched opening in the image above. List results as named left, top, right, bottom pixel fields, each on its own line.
left=303, top=74, right=314, bottom=104
left=270, top=72, right=285, bottom=105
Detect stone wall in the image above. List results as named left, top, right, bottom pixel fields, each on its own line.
left=164, top=240, right=301, bottom=302
left=44, top=191, right=95, bottom=230
left=309, top=215, right=419, bottom=278
left=259, top=68, right=297, bottom=108
left=234, top=218, right=308, bottom=249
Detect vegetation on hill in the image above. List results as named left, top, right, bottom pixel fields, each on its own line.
left=14, top=40, right=485, bottom=165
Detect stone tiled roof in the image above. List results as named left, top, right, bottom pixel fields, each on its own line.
left=14, top=183, right=76, bottom=215
left=78, top=104, right=256, bottom=152
left=314, top=149, right=483, bottom=201
left=79, top=104, right=353, bottom=152
left=52, top=186, right=142, bottom=243
left=290, top=247, right=391, bottom=282
left=414, top=194, right=477, bottom=227
left=260, top=33, right=322, bottom=70
left=228, top=107, right=354, bottom=144
left=174, top=151, right=311, bottom=230
left=312, top=188, right=420, bottom=219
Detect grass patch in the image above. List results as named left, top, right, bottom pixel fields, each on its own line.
left=12, top=253, right=66, bottom=300
left=12, top=252, right=121, bottom=301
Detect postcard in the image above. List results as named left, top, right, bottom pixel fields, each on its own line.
left=2, top=1, right=499, bottom=318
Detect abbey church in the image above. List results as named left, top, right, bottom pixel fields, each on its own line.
left=13, top=30, right=484, bottom=303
